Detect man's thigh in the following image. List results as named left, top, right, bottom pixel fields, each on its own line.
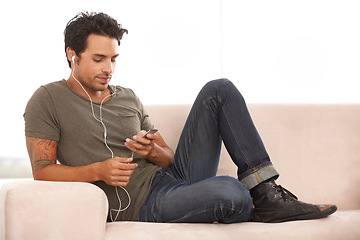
left=152, top=174, right=252, bottom=223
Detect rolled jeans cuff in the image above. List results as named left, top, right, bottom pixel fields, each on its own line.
left=240, top=164, right=279, bottom=190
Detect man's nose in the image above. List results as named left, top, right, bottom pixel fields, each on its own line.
left=103, top=60, right=114, bottom=74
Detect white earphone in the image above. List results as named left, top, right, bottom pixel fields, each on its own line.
left=70, top=53, right=130, bottom=222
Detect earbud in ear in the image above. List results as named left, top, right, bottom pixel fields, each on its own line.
left=72, top=56, right=75, bottom=64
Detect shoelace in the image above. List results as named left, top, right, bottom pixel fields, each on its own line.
left=272, top=185, right=298, bottom=201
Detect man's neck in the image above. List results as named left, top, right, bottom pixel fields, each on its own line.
left=66, top=77, right=112, bottom=103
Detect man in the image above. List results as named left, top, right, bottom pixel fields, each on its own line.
left=24, top=12, right=337, bottom=223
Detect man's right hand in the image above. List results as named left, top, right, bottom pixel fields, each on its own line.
left=96, top=157, right=138, bottom=187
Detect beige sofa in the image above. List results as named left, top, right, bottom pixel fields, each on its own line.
left=1, top=104, right=360, bottom=240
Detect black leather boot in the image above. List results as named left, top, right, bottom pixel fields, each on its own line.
left=250, top=178, right=337, bottom=223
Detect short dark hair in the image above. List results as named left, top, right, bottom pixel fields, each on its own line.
left=64, top=12, right=128, bottom=68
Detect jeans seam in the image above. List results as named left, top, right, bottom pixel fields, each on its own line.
left=184, top=95, right=219, bottom=184
left=221, top=108, right=253, bottom=168
left=165, top=172, right=175, bottom=179
left=203, top=94, right=254, bottom=172
left=166, top=203, right=246, bottom=223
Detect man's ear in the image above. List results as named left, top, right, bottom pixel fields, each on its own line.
left=66, top=47, right=76, bottom=64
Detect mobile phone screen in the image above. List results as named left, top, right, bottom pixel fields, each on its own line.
left=142, top=129, right=158, bottom=138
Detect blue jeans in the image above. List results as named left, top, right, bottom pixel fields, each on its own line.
left=136, top=79, right=279, bottom=223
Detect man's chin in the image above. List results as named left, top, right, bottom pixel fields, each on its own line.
left=96, top=81, right=110, bottom=90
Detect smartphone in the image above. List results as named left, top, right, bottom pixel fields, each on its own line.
left=142, top=129, right=158, bottom=138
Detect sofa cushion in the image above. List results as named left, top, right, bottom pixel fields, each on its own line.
left=0, top=180, right=108, bottom=240
left=146, top=104, right=360, bottom=211
left=104, top=210, right=360, bottom=240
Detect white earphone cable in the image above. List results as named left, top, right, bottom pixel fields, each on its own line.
left=71, top=57, right=131, bottom=222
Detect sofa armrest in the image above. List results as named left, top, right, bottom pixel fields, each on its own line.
left=0, top=180, right=108, bottom=240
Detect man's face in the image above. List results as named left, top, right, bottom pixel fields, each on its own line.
left=73, top=34, right=119, bottom=93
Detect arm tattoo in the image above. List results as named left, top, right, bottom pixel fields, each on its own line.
left=26, top=137, right=58, bottom=174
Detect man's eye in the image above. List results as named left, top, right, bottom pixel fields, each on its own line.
left=94, top=59, right=101, bottom=62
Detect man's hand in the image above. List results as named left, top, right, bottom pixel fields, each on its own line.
left=125, top=130, right=156, bottom=158
left=96, top=157, right=138, bottom=187
left=125, top=130, right=174, bottom=169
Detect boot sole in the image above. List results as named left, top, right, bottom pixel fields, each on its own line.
left=268, top=204, right=338, bottom=223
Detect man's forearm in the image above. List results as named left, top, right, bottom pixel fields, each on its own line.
left=33, top=161, right=101, bottom=183
left=147, top=143, right=174, bottom=169
left=33, top=157, right=138, bottom=187
left=26, top=136, right=100, bottom=183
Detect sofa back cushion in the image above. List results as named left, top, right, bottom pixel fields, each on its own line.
left=146, top=104, right=360, bottom=211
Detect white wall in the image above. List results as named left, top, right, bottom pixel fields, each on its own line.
left=222, top=0, right=360, bottom=103
left=0, top=0, right=359, bottom=160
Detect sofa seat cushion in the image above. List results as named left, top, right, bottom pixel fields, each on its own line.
left=104, top=210, right=360, bottom=240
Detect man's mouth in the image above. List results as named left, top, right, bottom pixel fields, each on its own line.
left=97, top=76, right=112, bottom=84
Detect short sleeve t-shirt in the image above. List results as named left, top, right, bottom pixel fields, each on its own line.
left=24, top=80, right=161, bottom=221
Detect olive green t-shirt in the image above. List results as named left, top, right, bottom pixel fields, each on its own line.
left=24, top=80, right=160, bottom=221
